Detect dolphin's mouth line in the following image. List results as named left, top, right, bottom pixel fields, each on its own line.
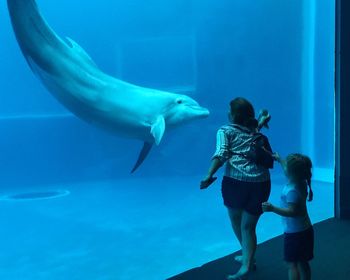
left=188, top=105, right=209, bottom=111
left=190, top=106, right=210, bottom=116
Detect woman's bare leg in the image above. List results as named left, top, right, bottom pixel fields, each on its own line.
left=241, top=212, right=259, bottom=272
left=227, top=211, right=259, bottom=279
left=227, top=208, right=243, bottom=245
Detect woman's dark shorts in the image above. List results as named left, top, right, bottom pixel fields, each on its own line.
left=221, top=176, right=271, bottom=216
left=284, top=227, right=314, bottom=262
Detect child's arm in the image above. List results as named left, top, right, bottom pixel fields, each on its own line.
left=273, top=152, right=287, bottom=170
left=262, top=202, right=299, bottom=217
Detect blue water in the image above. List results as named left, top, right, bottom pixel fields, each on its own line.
left=0, top=0, right=335, bottom=279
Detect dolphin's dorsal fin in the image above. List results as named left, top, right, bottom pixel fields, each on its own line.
left=65, top=37, right=97, bottom=68
left=151, top=116, right=165, bottom=145
left=131, top=142, right=153, bottom=173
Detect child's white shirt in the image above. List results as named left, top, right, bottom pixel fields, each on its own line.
left=280, top=184, right=312, bottom=233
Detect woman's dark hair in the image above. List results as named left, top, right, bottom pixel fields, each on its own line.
left=230, top=97, right=258, bottom=130
left=286, top=153, right=313, bottom=201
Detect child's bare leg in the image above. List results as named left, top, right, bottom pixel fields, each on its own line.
left=287, top=262, right=300, bottom=280
left=298, top=261, right=311, bottom=280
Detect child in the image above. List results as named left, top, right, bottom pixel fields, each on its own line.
left=262, top=153, right=314, bottom=280
left=201, top=97, right=274, bottom=280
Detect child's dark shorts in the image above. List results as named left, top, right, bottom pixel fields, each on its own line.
left=221, top=176, right=271, bottom=216
left=284, top=227, right=314, bottom=262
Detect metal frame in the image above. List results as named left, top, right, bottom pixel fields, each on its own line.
left=335, top=0, right=350, bottom=219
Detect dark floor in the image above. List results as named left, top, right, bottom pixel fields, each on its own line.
left=168, top=218, right=350, bottom=280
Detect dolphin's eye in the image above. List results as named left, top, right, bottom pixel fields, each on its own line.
left=177, top=99, right=183, bottom=104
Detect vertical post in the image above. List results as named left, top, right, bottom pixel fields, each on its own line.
left=301, top=0, right=316, bottom=161
left=335, top=0, right=350, bottom=219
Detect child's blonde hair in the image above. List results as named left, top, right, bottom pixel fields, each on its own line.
left=286, top=153, right=313, bottom=201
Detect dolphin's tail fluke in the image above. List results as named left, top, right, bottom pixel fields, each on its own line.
left=131, top=142, right=153, bottom=173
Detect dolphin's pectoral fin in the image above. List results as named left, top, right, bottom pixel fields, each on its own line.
left=151, top=116, right=166, bottom=145
left=131, top=117, right=164, bottom=173
left=131, top=142, right=153, bottom=173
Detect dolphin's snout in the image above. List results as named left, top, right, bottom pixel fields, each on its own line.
left=192, top=105, right=210, bottom=119
left=202, top=108, right=210, bottom=117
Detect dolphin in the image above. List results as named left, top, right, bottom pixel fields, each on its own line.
left=7, top=0, right=209, bottom=172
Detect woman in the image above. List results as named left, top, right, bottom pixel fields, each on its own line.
left=201, top=97, right=273, bottom=279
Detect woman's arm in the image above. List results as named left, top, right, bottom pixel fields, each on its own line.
left=200, top=128, right=230, bottom=189
left=200, top=158, right=223, bottom=189
left=258, top=136, right=274, bottom=169
left=206, top=158, right=224, bottom=178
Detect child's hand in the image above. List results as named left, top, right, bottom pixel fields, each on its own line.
left=273, top=153, right=287, bottom=171
left=262, top=202, right=275, bottom=212
left=200, top=176, right=217, bottom=189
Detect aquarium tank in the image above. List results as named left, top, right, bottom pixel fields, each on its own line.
left=0, top=0, right=335, bottom=279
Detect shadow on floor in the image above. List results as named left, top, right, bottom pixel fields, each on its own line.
left=168, top=218, right=350, bottom=280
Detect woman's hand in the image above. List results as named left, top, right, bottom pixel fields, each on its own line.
left=257, top=109, right=271, bottom=131
left=262, top=202, right=275, bottom=212
left=272, top=152, right=281, bottom=162
left=200, top=175, right=217, bottom=189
